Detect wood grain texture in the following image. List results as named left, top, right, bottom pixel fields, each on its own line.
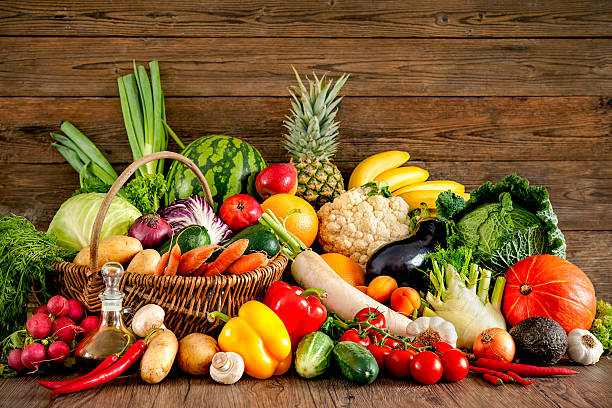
left=1, top=38, right=612, bottom=97
left=1, top=1, right=611, bottom=38
left=1, top=161, right=609, bottom=232
left=1, top=358, right=611, bottom=408
left=1, top=96, right=611, bottom=164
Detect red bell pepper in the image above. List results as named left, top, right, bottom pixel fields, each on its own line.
left=263, top=281, right=327, bottom=349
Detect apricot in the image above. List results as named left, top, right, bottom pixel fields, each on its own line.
left=366, top=276, right=398, bottom=303
left=390, top=287, right=421, bottom=315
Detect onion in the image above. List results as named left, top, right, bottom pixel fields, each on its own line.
left=473, top=328, right=516, bottom=363
left=129, top=214, right=171, bottom=248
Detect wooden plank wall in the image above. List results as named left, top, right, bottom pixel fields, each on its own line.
left=0, top=1, right=610, bottom=295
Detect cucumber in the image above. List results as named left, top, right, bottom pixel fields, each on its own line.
left=295, top=332, right=334, bottom=379
left=332, top=341, right=379, bottom=384
left=157, top=225, right=210, bottom=255
left=223, top=224, right=280, bottom=257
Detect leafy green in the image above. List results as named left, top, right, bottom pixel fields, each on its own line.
left=436, top=174, right=566, bottom=275
left=362, top=181, right=392, bottom=198
left=123, top=173, right=167, bottom=214
left=72, top=176, right=113, bottom=196
left=591, top=300, right=612, bottom=354
left=0, top=215, right=75, bottom=339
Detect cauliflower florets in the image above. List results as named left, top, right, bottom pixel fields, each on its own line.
left=317, top=185, right=412, bottom=266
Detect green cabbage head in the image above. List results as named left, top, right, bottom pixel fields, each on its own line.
left=47, top=193, right=142, bottom=251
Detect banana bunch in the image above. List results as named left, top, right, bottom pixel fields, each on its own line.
left=348, top=151, right=469, bottom=211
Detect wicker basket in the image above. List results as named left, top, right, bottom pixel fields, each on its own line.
left=52, top=151, right=287, bottom=338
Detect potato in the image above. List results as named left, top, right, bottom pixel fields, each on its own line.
left=74, top=235, right=143, bottom=266
left=140, top=329, right=178, bottom=384
left=127, top=249, right=161, bottom=274
left=177, top=333, right=219, bottom=376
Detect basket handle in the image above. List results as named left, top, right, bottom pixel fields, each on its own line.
left=88, top=151, right=214, bottom=270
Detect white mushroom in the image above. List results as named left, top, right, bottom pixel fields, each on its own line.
left=131, top=304, right=165, bottom=338
left=210, top=352, right=244, bottom=385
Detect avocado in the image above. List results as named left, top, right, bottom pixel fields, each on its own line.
left=509, top=317, right=568, bottom=366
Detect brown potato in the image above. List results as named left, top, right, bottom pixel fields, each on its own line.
left=177, top=333, right=219, bottom=376
left=140, top=329, right=179, bottom=384
left=127, top=249, right=161, bottom=274
left=74, top=235, right=143, bottom=266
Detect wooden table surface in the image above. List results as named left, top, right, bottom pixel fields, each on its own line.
left=0, top=1, right=611, bottom=406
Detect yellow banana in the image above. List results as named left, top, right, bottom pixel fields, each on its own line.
left=348, top=151, right=410, bottom=190
left=393, top=180, right=465, bottom=196
left=398, top=190, right=470, bottom=210
left=374, top=166, right=429, bottom=192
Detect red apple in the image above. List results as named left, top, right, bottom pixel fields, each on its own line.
left=219, top=194, right=263, bottom=232
left=255, top=163, right=298, bottom=199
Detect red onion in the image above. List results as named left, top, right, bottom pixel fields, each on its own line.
left=129, top=214, right=171, bottom=248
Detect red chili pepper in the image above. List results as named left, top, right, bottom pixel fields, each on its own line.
left=469, top=366, right=515, bottom=383
left=475, top=358, right=579, bottom=377
left=37, top=353, right=120, bottom=390
left=507, top=371, right=536, bottom=386
left=482, top=373, right=504, bottom=386
left=50, top=333, right=155, bottom=400
left=262, top=281, right=327, bottom=349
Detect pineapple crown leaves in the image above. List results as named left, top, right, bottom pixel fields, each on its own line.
left=283, top=67, right=349, bottom=160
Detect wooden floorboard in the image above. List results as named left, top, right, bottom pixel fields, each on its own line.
left=1, top=96, right=610, bottom=164
left=0, top=1, right=610, bottom=38
left=1, top=38, right=612, bottom=97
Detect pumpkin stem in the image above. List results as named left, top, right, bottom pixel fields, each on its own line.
left=519, top=283, right=532, bottom=295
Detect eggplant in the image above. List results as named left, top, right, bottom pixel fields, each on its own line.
left=365, top=218, right=446, bottom=292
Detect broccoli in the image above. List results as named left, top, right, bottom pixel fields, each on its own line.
left=590, top=300, right=612, bottom=354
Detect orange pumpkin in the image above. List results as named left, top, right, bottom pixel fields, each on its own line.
left=503, top=255, right=596, bottom=333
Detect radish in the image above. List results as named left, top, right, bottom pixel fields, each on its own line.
left=48, top=341, right=71, bottom=363
left=47, top=295, right=69, bottom=317
left=80, top=316, right=100, bottom=336
left=26, top=313, right=52, bottom=339
left=52, top=316, right=79, bottom=343
left=291, top=250, right=413, bottom=336
left=66, top=299, right=84, bottom=323
left=21, top=343, right=46, bottom=370
left=7, top=349, right=25, bottom=372
left=33, top=304, right=49, bottom=315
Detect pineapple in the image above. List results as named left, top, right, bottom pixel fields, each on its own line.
left=283, top=68, right=349, bottom=208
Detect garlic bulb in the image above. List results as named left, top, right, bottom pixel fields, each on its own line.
left=210, top=352, right=244, bottom=385
left=567, top=329, right=603, bottom=365
left=406, top=316, right=458, bottom=347
left=131, top=304, right=165, bottom=338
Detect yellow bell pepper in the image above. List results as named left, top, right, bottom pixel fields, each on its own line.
left=209, top=300, right=291, bottom=379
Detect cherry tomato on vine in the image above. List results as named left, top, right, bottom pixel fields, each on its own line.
left=339, top=329, right=371, bottom=347
left=354, top=307, right=386, bottom=333
left=367, top=344, right=392, bottom=372
left=433, top=341, right=454, bottom=354
left=371, top=332, right=402, bottom=349
left=386, top=348, right=418, bottom=379
left=410, top=351, right=443, bottom=384
left=440, top=349, right=469, bottom=382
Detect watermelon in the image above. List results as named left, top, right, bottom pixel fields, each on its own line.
left=166, top=135, right=267, bottom=210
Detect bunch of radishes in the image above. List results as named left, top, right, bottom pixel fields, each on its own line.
left=6, top=295, right=99, bottom=373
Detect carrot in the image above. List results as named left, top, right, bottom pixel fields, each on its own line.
left=475, top=358, right=579, bottom=377
left=178, top=245, right=218, bottom=276
left=469, top=366, right=514, bottom=383
left=155, top=252, right=169, bottom=276
left=204, top=239, right=249, bottom=277
left=163, top=244, right=182, bottom=276
left=507, top=371, right=536, bottom=386
left=192, top=263, right=208, bottom=277
left=482, top=373, right=504, bottom=386
left=226, top=252, right=268, bottom=275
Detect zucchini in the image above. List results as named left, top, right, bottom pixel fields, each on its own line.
left=295, top=332, right=334, bottom=379
left=332, top=341, right=379, bottom=384
left=157, top=225, right=210, bottom=255
left=223, top=224, right=280, bottom=257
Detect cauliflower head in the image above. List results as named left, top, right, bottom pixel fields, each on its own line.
left=317, top=184, right=412, bottom=266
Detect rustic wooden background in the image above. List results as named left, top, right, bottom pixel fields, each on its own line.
left=0, top=1, right=610, bottom=298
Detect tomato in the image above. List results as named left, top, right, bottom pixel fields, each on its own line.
left=339, top=329, right=370, bottom=347
left=219, top=194, right=263, bottom=232
left=367, top=344, right=392, bottom=372
left=354, top=307, right=386, bottom=333
left=433, top=341, right=454, bottom=355
left=410, top=351, right=443, bottom=385
left=386, top=349, right=417, bottom=379
left=371, top=332, right=402, bottom=349
left=440, top=349, right=469, bottom=382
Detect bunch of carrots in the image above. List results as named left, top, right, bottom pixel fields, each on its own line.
left=471, top=358, right=579, bottom=387
left=155, top=239, right=269, bottom=277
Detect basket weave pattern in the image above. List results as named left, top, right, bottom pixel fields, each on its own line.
left=52, top=152, right=287, bottom=338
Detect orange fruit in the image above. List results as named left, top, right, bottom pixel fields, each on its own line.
left=261, top=194, right=318, bottom=247
left=320, top=253, right=365, bottom=287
